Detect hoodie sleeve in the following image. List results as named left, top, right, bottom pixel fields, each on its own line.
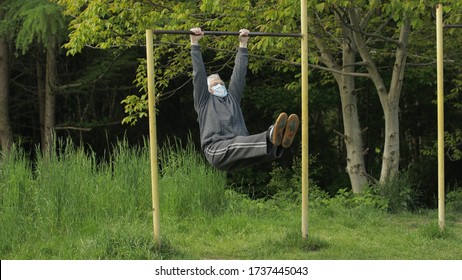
left=228, top=47, right=248, bottom=103
left=191, top=45, right=209, bottom=112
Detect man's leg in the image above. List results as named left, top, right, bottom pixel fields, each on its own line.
left=204, top=131, right=282, bottom=171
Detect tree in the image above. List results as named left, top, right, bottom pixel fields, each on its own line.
left=0, top=0, right=12, bottom=153
left=308, top=1, right=413, bottom=191
left=308, top=5, right=369, bottom=193
left=0, top=0, right=67, bottom=154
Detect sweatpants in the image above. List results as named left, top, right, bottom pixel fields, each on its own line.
left=203, top=131, right=283, bottom=171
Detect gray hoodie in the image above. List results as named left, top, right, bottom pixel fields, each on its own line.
left=191, top=45, right=249, bottom=150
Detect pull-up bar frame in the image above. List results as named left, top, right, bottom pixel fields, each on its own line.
left=146, top=0, right=309, bottom=249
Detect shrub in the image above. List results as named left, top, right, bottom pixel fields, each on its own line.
left=446, top=187, right=462, bottom=213
left=376, top=171, right=419, bottom=213
left=267, top=155, right=321, bottom=202
left=327, top=187, right=388, bottom=211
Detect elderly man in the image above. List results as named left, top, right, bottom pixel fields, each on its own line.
left=190, top=27, right=299, bottom=170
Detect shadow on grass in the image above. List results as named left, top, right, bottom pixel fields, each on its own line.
left=263, top=229, right=330, bottom=256
left=102, top=234, right=184, bottom=260
left=419, top=223, right=456, bottom=241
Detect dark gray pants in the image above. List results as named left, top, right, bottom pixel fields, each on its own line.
left=203, top=131, right=283, bottom=171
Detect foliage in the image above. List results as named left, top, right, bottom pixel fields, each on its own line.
left=375, top=171, right=420, bottom=213
left=0, top=0, right=67, bottom=53
left=421, top=66, right=462, bottom=162
left=446, top=187, right=462, bottom=213
left=327, top=187, right=388, bottom=211
left=267, top=154, right=322, bottom=200
left=445, top=75, right=462, bottom=161
left=120, top=92, right=149, bottom=126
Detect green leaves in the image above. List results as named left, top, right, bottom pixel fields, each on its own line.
left=445, top=130, right=462, bottom=161
left=0, top=0, right=67, bottom=54
left=120, top=93, right=148, bottom=126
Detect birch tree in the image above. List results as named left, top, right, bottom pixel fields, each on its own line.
left=308, top=1, right=412, bottom=190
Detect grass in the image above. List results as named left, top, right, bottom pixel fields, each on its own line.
left=0, top=138, right=461, bottom=260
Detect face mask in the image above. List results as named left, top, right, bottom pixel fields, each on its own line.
left=211, top=84, right=228, bottom=98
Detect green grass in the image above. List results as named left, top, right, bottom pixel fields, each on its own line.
left=1, top=139, right=461, bottom=260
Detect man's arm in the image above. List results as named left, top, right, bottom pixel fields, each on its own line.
left=190, top=28, right=209, bottom=112
left=228, top=29, right=249, bottom=102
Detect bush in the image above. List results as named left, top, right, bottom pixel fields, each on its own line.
left=376, top=171, right=419, bottom=213
left=327, top=188, right=388, bottom=211
left=446, top=188, right=462, bottom=213
left=267, top=155, right=321, bottom=201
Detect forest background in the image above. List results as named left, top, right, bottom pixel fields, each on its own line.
left=1, top=0, right=462, bottom=208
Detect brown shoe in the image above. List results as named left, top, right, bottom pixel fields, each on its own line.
left=270, top=112, right=288, bottom=146
left=282, top=114, right=299, bottom=148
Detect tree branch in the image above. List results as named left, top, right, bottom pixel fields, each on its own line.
left=55, top=121, right=123, bottom=131
left=310, top=64, right=370, bottom=78
left=349, top=7, right=388, bottom=96
left=55, top=50, right=125, bottom=92
left=54, top=126, right=92, bottom=132
left=334, top=5, right=400, bottom=46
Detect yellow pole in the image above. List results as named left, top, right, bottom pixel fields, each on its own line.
left=436, top=4, right=445, bottom=231
left=300, top=0, right=309, bottom=240
left=146, top=29, right=161, bottom=247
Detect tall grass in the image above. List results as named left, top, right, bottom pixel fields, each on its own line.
left=0, top=137, right=229, bottom=259
left=0, top=144, right=36, bottom=254
left=1, top=138, right=156, bottom=258
left=159, top=138, right=227, bottom=219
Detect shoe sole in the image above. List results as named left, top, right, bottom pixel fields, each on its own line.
left=282, top=114, right=299, bottom=148
left=271, top=112, right=288, bottom=146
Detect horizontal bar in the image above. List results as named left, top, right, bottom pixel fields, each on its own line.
left=444, top=24, right=462, bottom=29
left=152, top=30, right=302, bottom=37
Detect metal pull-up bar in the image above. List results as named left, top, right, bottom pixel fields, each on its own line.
left=444, top=24, right=462, bottom=29
left=152, top=30, right=302, bottom=37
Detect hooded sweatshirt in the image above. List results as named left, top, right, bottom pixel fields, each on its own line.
left=191, top=45, right=249, bottom=150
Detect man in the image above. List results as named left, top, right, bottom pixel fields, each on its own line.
left=190, top=27, right=299, bottom=171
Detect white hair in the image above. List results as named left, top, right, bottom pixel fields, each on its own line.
left=207, top=74, right=222, bottom=88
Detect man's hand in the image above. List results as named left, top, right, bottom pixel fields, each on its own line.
left=239, top=29, right=250, bottom=48
left=190, top=27, right=204, bottom=46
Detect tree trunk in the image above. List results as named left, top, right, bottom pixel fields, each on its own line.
left=337, top=77, right=369, bottom=193
left=37, top=51, right=46, bottom=151
left=379, top=20, right=410, bottom=181
left=43, top=37, right=57, bottom=155
left=337, top=28, right=368, bottom=194
left=380, top=105, right=400, bottom=181
left=0, top=33, right=13, bottom=153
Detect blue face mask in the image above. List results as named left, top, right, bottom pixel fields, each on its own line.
left=211, top=84, right=228, bottom=98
